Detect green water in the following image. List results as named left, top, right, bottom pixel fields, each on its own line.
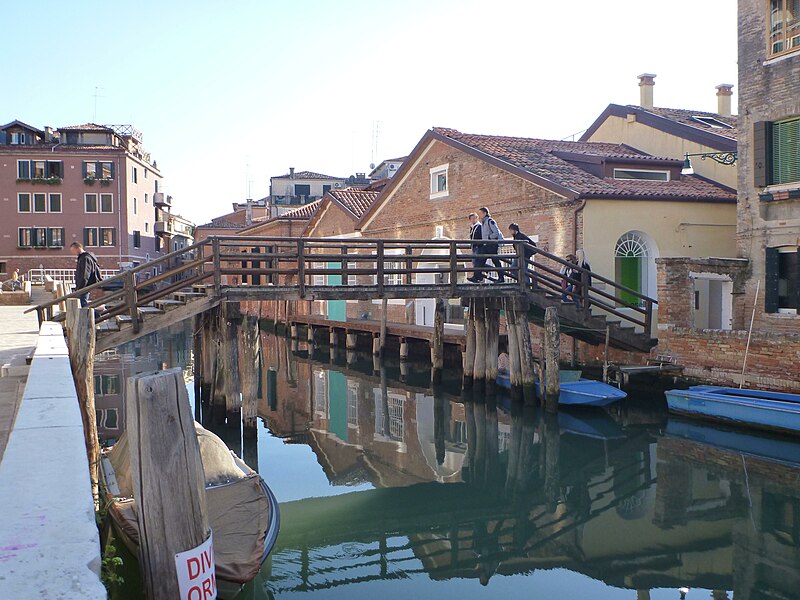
left=101, top=325, right=800, bottom=600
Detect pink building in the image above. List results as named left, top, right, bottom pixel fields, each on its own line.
left=0, top=119, right=171, bottom=278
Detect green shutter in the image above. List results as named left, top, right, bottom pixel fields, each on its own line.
left=109, top=162, right=114, bottom=179
left=84, top=228, right=90, bottom=247
left=772, top=118, right=800, bottom=185
left=82, top=162, right=87, bottom=178
left=765, top=247, right=780, bottom=313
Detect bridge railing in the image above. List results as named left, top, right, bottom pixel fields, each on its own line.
left=29, top=235, right=655, bottom=336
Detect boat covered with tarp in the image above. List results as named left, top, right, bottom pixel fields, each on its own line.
left=100, top=422, right=279, bottom=595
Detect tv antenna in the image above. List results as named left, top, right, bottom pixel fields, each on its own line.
left=92, top=86, right=105, bottom=122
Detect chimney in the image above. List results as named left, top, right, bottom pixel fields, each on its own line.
left=245, top=199, right=253, bottom=226
left=715, top=84, right=734, bottom=117
left=637, top=73, right=657, bottom=110
left=44, top=126, right=53, bottom=142
left=289, top=167, right=295, bottom=179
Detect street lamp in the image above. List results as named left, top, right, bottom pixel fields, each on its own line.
left=681, top=151, right=738, bottom=175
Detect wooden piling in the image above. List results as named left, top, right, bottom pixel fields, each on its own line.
left=126, top=369, right=209, bottom=600
left=463, top=299, right=476, bottom=388
left=516, top=307, right=537, bottom=406
left=543, top=411, right=561, bottom=509
left=505, top=301, right=522, bottom=401
left=473, top=299, right=487, bottom=384
left=379, top=297, right=388, bottom=357
left=65, top=298, right=99, bottom=501
left=346, top=332, right=358, bottom=351
left=240, top=315, right=261, bottom=437
left=372, top=334, right=381, bottom=357
left=290, top=324, right=298, bottom=339
left=399, top=337, right=409, bottom=360
left=543, top=306, right=560, bottom=413
left=192, top=314, right=203, bottom=410
left=223, top=303, right=242, bottom=424
left=329, top=327, right=337, bottom=347
left=431, top=298, right=446, bottom=384
left=484, top=302, right=500, bottom=394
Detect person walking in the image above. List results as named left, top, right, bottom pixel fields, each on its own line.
left=507, top=223, right=536, bottom=285
left=572, top=249, right=592, bottom=308
left=477, top=207, right=505, bottom=283
left=561, top=254, right=576, bottom=302
left=467, top=212, right=483, bottom=283
left=70, top=241, right=102, bottom=307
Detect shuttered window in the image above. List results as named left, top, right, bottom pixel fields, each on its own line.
left=766, top=247, right=800, bottom=312
left=773, top=118, right=800, bottom=185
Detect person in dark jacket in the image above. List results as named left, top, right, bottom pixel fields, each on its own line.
left=572, top=249, right=592, bottom=307
left=476, top=207, right=505, bottom=283
left=467, top=212, right=483, bottom=282
left=507, top=223, right=536, bottom=285
left=70, top=242, right=102, bottom=307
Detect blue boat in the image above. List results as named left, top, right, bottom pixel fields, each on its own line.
left=535, top=379, right=627, bottom=407
left=665, top=385, right=800, bottom=436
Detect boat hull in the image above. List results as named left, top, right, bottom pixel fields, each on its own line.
left=535, top=380, right=627, bottom=406
left=665, top=386, right=800, bottom=436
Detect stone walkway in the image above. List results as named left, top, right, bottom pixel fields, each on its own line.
left=0, top=286, right=48, bottom=461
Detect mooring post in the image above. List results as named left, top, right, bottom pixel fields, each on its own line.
left=399, top=337, right=409, bottom=360
left=307, top=324, right=315, bottom=345
left=379, top=297, right=388, bottom=357
left=329, top=327, right=337, bottom=347
left=372, top=333, right=381, bottom=357
left=431, top=297, right=446, bottom=384
left=240, top=315, right=261, bottom=438
left=473, top=298, right=487, bottom=387
left=543, top=306, right=560, bottom=413
left=463, top=300, right=476, bottom=388
left=505, top=302, right=523, bottom=402
left=192, top=313, right=203, bottom=411
left=484, top=300, right=500, bottom=395
left=346, top=331, right=358, bottom=351
left=603, top=325, right=611, bottom=383
left=65, top=298, right=99, bottom=502
left=290, top=323, right=298, bottom=339
left=127, top=369, right=210, bottom=600
left=200, top=311, right=215, bottom=406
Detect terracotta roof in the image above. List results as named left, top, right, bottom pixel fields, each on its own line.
left=637, top=106, right=738, bottom=140
left=433, top=127, right=735, bottom=201
left=0, top=119, right=44, bottom=134
left=272, top=170, right=343, bottom=180
left=281, top=199, right=323, bottom=218
left=329, top=188, right=380, bottom=218
left=57, top=123, right=112, bottom=132
left=196, top=217, right=242, bottom=229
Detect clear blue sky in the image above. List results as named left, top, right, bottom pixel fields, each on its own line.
left=0, top=1, right=737, bottom=224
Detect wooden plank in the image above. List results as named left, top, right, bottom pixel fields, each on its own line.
left=126, top=369, right=209, bottom=600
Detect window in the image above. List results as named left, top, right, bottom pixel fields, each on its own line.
left=766, top=247, right=799, bottom=312
left=690, top=116, right=733, bottom=129
left=613, top=168, right=670, bottom=181
left=33, top=193, right=47, bottom=213
left=100, top=162, right=113, bottom=178
left=18, top=228, right=32, bottom=248
left=773, top=117, right=800, bottom=185
left=85, top=193, right=98, bottom=212
left=49, top=193, right=61, bottom=213
left=100, top=228, right=116, bottom=247
left=10, top=132, right=26, bottom=144
left=133, top=197, right=137, bottom=214
left=94, top=374, right=120, bottom=396
left=100, top=193, right=113, bottom=213
left=144, top=168, right=148, bottom=179
left=430, top=164, right=448, bottom=199
left=48, top=227, right=64, bottom=247
left=32, top=227, right=47, bottom=248
left=0, top=262, right=5, bottom=274
left=145, top=222, right=149, bottom=233
left=17, top=160, right=30, bottom=179
left=132, top=166, right=137, bottom=183
left=32, top=161, right=46, bottom=178
left=85, top=162, right=97, bottom=178
left=133, top=230, right=141, bottom=248
left=46, top=161, right=63, bottom=178
left=83, top=161, right=114, bottom=179
left=18, top=193, right=31, bottom=212
left=84, top=227, right=99, bottom=247
left=144, top=193, right=148, bottom=204
left=294, top=184, right=311, bottom=198
left=322, top=184, right=331, bottom=195
left=769, top=0, right=800, bottom=58
left=154, top=180, right=158, bottom=193
left=96, top=409, right=119, bottom=430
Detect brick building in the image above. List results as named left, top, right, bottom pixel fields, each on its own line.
left=656, top=0, right=800, bottom=390
left=0, top=120, right=169, bottom=277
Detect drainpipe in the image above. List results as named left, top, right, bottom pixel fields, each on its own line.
left=573, top=198, right=586, bottom=253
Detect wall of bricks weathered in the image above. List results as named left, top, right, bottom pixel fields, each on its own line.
left=737, top=0, right=800, bottom=333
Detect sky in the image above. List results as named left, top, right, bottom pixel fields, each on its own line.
left=0, top=1, right=738, bottom=225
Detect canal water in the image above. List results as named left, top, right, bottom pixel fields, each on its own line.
left=98, top=322, right=800, bottom=600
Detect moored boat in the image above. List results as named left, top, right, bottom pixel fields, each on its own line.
left=665, top=385, right=800, bottom=436
left=100, top=422, right=280, bottom=598
left=536, top=379, right=628, bottom=406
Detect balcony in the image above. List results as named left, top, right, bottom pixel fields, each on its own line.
left=154, top=220, right=173, bottom=236
left=153, top=192, right=171, bottom=207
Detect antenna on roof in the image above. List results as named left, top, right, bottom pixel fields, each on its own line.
left=92, top=86, right=105, bottom=122
left=371, top=120, right=381, bottom=166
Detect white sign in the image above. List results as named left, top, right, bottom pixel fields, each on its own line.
left=175, top=530, right=217, bottom=600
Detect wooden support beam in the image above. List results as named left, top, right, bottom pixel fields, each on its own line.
left=505, top=302, right=522, bottom=402
left=431, top=298, right=446, bottom=384
left=224, top=303, right=242, bottom=424
left=126, top=369, right=210, bottom=600
left=240, top=315, right=261, bottom=437
left=463, top=299, right=476, bottom=388
left=484, top=302, right=500, bottom=394
left=473, top=298, right=486, bottom=384
left=543, top=306, right=560, bottom=413
left=65, top=299, right=99, bottom=502
left=378, top=297, right=388, bottom=357
left=516, top=309, right=537, bottom=406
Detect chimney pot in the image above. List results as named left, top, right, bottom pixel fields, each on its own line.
left=289, top=167, right=295, bottom=178
left=637, top=73, right=657, bottom=110
left=715, top=84, right=734, bottom=117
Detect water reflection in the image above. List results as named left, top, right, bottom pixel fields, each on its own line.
left=103, top=325, right=800, bottom=600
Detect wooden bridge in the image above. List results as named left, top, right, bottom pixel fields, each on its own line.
left=30, top=236, right=657, bottom=354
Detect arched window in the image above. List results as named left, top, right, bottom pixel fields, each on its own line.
left=615, top=232, right=651, bottom=306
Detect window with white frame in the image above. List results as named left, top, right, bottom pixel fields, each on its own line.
left=10, top=132, right=26, bottom=144
left=430, top=164, right=449, bottom=199
left=100, top=193, right=113, bottom=213
left=84, top=227, right=99, bottom=247
left=17, top=160, right=29, bottom=179
left=100, top=227, right=116, bottom=247
left=49, top=193, right=62, bottom=213
left=17, top=193, right=31, bottom=212
left=85, top=193, right=99, bottom=213
left=613, top=169, right=670, bottom=181
left=33, top=193, right=47, bottom=213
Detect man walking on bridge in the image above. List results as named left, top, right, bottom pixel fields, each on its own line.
left=475, top=207, right=505, bottom=283
left=70, top=242, right=102, bottom=308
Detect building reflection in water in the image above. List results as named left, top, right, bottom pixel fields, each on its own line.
left=236, top=331, right=800, bottom=600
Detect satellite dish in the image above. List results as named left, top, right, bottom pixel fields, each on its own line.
left=369, top=163, right=375, bottom=169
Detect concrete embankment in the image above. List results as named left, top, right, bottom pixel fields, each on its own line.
left=0, top=321, right=105, bottom=598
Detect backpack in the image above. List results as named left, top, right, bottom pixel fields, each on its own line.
left=486, top=218, right=503, bottom=241
left=87, top=254, right=103, bottom=285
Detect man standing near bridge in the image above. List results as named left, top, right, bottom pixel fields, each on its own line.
left=70, top=242, right=102, bottom=308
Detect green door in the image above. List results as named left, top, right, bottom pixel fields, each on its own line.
left=327, top=261, right=346, bottom=321
left=616, top=256, right=642, bottom=306
left=328, top=371, right=348, bottom=442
